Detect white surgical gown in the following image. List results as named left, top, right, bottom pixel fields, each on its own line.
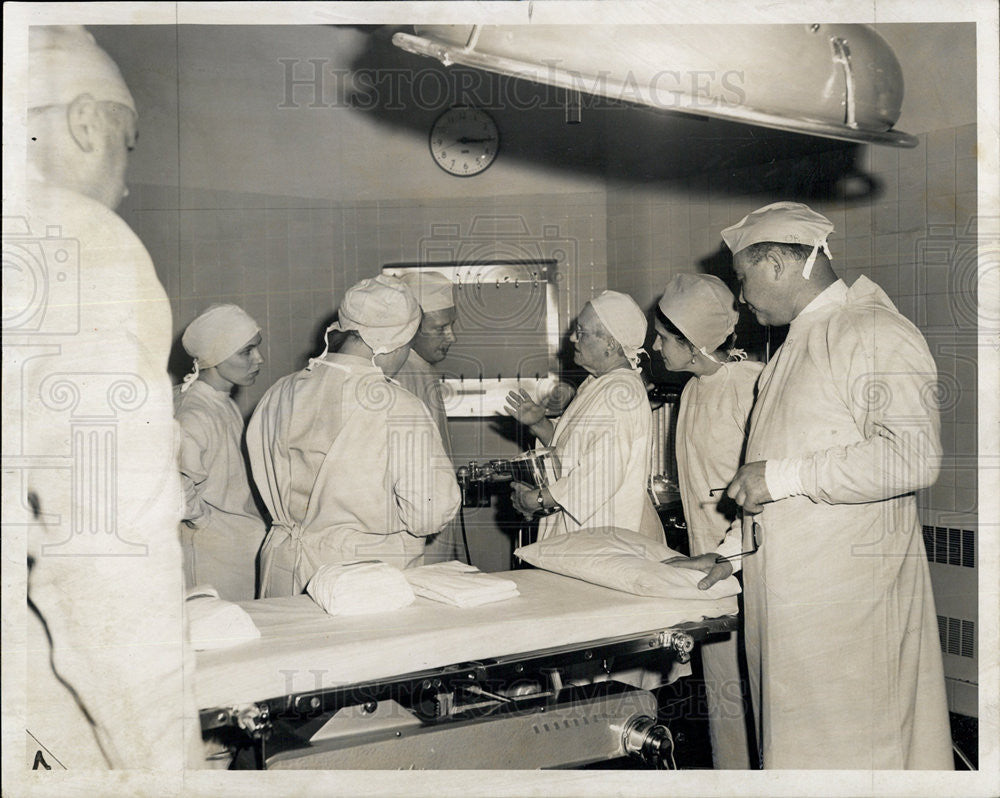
left=540, top=368, right=664, bottom=542
left=247, top=353, right=460, bottom=597
left=395, top=350, right=465, bottom=563
left=675, top=359, right=762, bottom=769
left=174, top=380, right=266, bottom=600
left=742, top=277, right=951, bottom=769
left=7, top=180, right=199, bottom=769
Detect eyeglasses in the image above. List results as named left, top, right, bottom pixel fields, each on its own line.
left=571, top=324, right=600, bottom=338
left=714, top=519, right=761, bottom=563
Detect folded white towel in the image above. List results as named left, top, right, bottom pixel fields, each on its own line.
left=185, top=588, right=260, bottom=651
left=306, top=561, right=415, bottom=616
left=404, top=561, right=520, bottom=608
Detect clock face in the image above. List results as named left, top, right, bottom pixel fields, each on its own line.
left=429, top=107, right=499, bottom=177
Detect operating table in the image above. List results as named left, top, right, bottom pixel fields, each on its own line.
left=197, top=569, right=738, bottom=769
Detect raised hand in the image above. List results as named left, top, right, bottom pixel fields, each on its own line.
left=504, top=388, right=547, bottom=427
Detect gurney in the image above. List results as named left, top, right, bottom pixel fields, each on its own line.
left=197, top=569, right=737, bottom=769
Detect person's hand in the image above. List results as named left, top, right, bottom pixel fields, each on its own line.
left=510, top=481, right=539, bottom=519
left=663, top=554, right=734, bottom=590
left=504, top=389, right=547, bottom=427
left=726, top=460, right=772, bottom=514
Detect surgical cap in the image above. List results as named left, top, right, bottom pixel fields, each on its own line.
left=588, top=291, right=648, bottom=370
left=181, top=304, right=260, bottom=391
left=720, top=201, right=835, bottom=279
left=329, top=275, right=421, bottom=356
left=657, top=273, right=739, bottom=354
left=29, top=26, right=136, bottom=113
left=398, top=270, right=455, bottom=313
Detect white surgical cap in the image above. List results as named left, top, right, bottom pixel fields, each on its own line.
left=327, top=275, right=420, bottom=357
left=29, top=26, right=136, bottom=113
left=658, top=273, right=740, bottom=357
left=721, top=201, right=835, bottom=279
left=181, top=304, right=260, bottom=391
left=588, top=291, right=648, bottom=370
left=398, top=270, right=455, bottom=313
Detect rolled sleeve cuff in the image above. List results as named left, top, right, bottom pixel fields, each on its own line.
left=715, top=523, right=744, bottom=573
left=545, top=478, right=580, bottom=526
left=765, top=458, right=805, bottom=501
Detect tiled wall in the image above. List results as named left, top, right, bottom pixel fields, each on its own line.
left=118, top=188, right=608, bottom=419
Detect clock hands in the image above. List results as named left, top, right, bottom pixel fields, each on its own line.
left=430, top=108, right=498, bottom=175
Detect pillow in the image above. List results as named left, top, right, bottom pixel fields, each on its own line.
left=306, top=561, right=415, bottom=616
left=186, top=593, right=261, bottom=651
left=514, top=527, right=740, bottom=600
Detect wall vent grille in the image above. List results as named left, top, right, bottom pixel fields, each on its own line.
left=922, top=525, right=975, bottom=568
left=937, top=615, right=975, bottom=658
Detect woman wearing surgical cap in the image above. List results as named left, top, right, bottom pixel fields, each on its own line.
left=247, top=276, right=460, bottom=598
left=174, top=304, right=267, bottom=601
left=505, top=291, right=665, bottom=543
left=652, top=273, right=762, bottom=770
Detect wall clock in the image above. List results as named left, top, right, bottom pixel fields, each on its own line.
left=429, top=107, right=499, bottom=177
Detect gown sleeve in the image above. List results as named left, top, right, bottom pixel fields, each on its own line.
left=390, top=391, right=461, bottom=537
left=547, top=378, right=639, bottom=527
left=793, top=310, right=942, bottom=504
left=175, top=410, right=213, bottom=528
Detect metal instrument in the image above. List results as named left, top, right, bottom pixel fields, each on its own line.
left=457, top=447, right=561, bottom=508
left=647, top=387, right=681, bottom=508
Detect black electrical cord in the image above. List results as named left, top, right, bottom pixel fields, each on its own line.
left=459, top=499, right=473, bottom=566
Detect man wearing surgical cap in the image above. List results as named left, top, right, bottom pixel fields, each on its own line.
left=505, top=291, right=665, bottom=543
left=394, top=270, right=465, bottom=563
left=247, top=276, right=460, bottom=597
left=720, top=202, right=951, bottom=769
left=11, top=26, right=199, bottom=769
left=651, top=273, right=762, bottom=769
left=174, top=305, right=266, bottom=601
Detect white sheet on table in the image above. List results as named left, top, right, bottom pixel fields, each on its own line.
left=195, top=569, right=737, bottom=709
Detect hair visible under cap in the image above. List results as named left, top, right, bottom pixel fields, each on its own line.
left=654, top=308, right=695, bottom=350
left=740, top=242, right=815, bottom=266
